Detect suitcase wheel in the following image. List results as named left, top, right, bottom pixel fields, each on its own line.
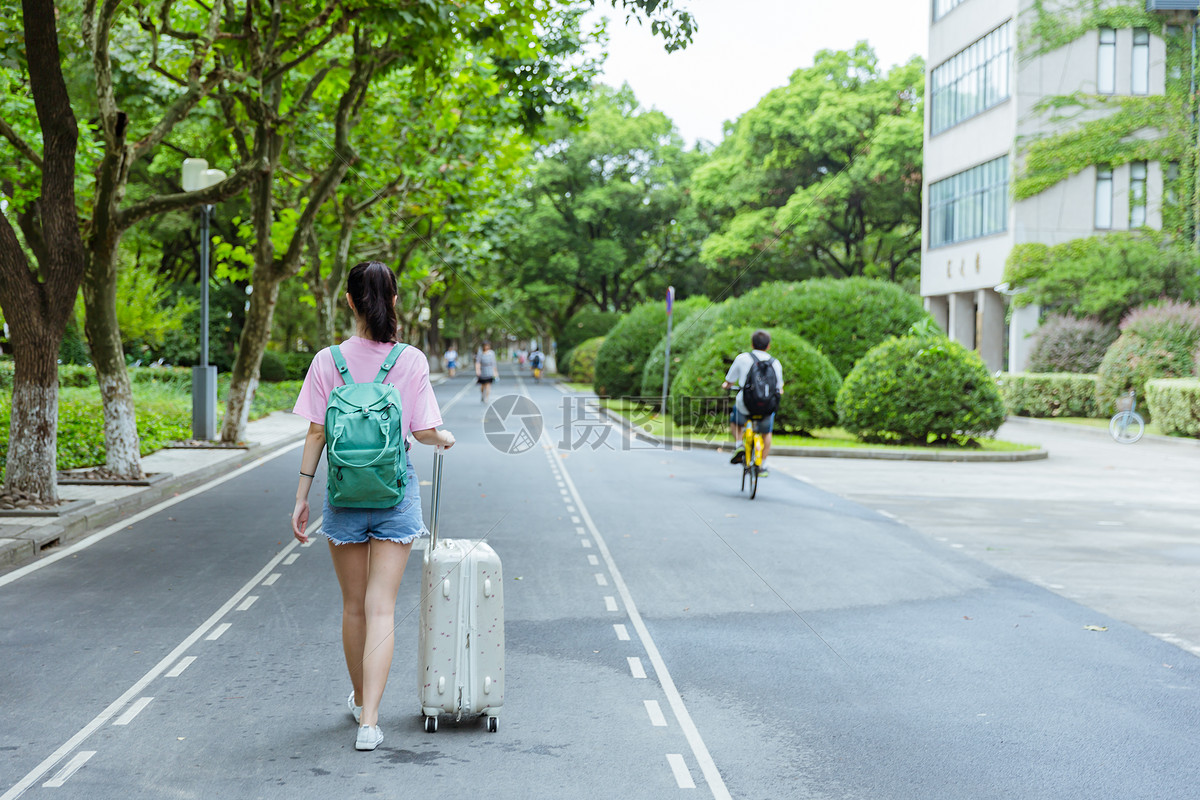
left=424, top=715, right=438, bottom=733
left=486, top=716, right=498, bottom=733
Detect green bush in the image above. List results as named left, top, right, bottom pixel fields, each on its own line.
left=997, top=372, right=1099, bottom=418
left=711, top=278, right=930, bottom=375
left=557, top=309, right=620, bottom=358
left=669, top=326, right=840, bottom=434
left=58, top=365, right=94, bottom=388
left=567, top=337, right=604, bottom=384
left=837, top=335, right=1006, bottom=444
left=1027, top=315, right=1118, bottom=374
left=1096, top=302, right=1200, bottom=417
left=1145, top=378, right=1200, bottom=437
left=593, top=301, right=669, bottom=397
left=639, top=296, right=714, bottom=399
left=278, top=352, right=315, bottom=381
left=259, top=350, right=287, bottom=382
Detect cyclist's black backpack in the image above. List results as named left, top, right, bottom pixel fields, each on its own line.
left=741, top=355, right=780, bottom=416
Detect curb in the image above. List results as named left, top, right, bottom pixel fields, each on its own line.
left=0, top=431, right=306, bottom=573
left=599, top=406, right=1048, bottom=463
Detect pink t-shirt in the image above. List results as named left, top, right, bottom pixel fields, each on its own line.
left=292, top=337, right=443, bottom=438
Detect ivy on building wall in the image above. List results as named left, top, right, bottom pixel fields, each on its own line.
left=1013, top=0, right=1197, bottom=240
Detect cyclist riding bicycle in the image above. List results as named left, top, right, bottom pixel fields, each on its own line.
left=528, top=347, right=544, bottom=382
left=721, top=330, right=784, bottom=477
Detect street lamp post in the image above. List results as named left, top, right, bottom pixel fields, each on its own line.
left=182, top=158, right=226, bottom=441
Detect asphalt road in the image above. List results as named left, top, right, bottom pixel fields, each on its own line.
left=2, top=367, right=1198, bottom=799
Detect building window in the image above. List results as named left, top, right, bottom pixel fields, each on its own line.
left=1095, top=166, right=1113, bottom=229
left=932, top=0, right=967, bottom=22
left=929, top=155, right=1010, bottom=248
left=930, top=22, right=1013, bottom=134
left=1167, top=161, right=1179, bottom=206
left=1098, top=28, right=1116, bottom=95
left=1130, top=161, right=1147, bottom=227
left=1132, top=29, right=1150, bottom=95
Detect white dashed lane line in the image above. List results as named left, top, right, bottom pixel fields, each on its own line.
left=205, top=623, right=232, bottom=641
left=262, top=573, right=282, bottom=586
left=644, top=700, right=668, bottom=727
left=236, top=595, right=259, bottom=612
left=41, top=752, right=95, bottom=789
left=628, top=657, right=647, bottom=679
left=614, top=624, right=630, bottom=641
left=667, top=754, right=697, bottom=789
left=165, top=657, right=196, bottom=678
left=605, top=596, right=619, bottom=612
left=112, top=697, right=153, bottom=726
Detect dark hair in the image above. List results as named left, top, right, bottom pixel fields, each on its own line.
left=347, top=261, right=398, bottom=343
left=752, top=330, right=771, bottom=351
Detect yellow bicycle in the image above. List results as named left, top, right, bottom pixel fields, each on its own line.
left=740, top=420, right=766, bottom=499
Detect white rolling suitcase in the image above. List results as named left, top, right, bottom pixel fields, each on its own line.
left=418, top=447, right=504, bottom=733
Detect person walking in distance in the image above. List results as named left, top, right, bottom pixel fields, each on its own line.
left=721, top=329, right=784, bottom=477
left=444, top=345, right=458, bottom=378
left=290, top=261, right=456, bottom=751
left=476, top=340, right=497, bottom=403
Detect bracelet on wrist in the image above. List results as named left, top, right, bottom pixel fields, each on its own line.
left=299, top=471, right=315, bottom=479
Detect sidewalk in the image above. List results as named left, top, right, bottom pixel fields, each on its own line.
left=0, top=411, right=309, bottom=572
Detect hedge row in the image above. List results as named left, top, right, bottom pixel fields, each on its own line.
left=998, top=373, right=1099, bottom=418
left=1145, top=378, right=1200, bottom=437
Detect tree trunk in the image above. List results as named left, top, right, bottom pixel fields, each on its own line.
left=83, top=207, right=144, bottom=480
left=219, top=276, right=281, bottom=442
left=4, top=323, right=60, bottom=501
left=0, top=0, right=88, bottom=503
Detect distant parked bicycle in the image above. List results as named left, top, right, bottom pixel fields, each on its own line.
left=1109, top=390, right=1144, bottom=444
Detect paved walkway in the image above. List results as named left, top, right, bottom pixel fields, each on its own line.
left=0, top=412, right=309, bottom=570
left=773, top=417, right=1200, bottom=658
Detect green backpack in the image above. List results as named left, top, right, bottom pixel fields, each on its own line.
left=324, top=343, right=407, bottom=508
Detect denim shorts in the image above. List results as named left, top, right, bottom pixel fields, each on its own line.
left=730, top=409, right=775, bottom=434
left=321, top=460, right=428, bottom=546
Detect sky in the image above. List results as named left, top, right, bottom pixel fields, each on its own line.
left=584, top=0, right=929, bottom=148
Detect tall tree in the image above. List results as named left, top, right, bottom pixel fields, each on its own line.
left=0, top=0, right=88, bottom=502
left=692, top=43, right=924, bottom=291
left=80, top=0, right=262, bottom=477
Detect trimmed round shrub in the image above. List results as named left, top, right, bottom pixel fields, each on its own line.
left=711, top=278, right=931, bottom=375
left=837, top=335, right=1006, bottom=444
left=557, top=309, right=620, bottom=363
left=259, top=350, right=287, bottom=382
left=1096, top=301, right=1200, bottom=417
left=639, top=296, right=714, bottom=399
left=1027, top=315, right=1118, bottom=374
left=669, top=326, right=840, bottom=434
left=568, top=336, right=604, bottom=384
left=593, top=301, right=669, bottom=397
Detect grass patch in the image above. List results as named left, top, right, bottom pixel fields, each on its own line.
left=0, top=377, right=303, bottom=482
left=600, top=399, right=1039, bottom=453
left=1027, top=415, right=1168, bottom=437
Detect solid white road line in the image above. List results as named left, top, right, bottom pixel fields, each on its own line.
left=112, top=697, right=153, bottom=726
left=165, top=656, right=196, bottom=678
left=40, top=752, right=95, bottom=789
left=0, top=538, right=302, bottom=800
left=645, top=700, right=668, bottom=727
left=0, top=441, right=305, bottom=590
left=667, top=754, right=697, bottom=789
left=236, top=596, right=258, bottom=611
left=628, top=657, right=647, bottom=679
left=205, top=623, right=232, bottom=641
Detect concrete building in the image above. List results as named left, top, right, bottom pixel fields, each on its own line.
left=921, top=0, right=1182, bottom=372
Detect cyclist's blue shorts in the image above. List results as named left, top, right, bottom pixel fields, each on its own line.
left=731, top=409, right=774, bottom=434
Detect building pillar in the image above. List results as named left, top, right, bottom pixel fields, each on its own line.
left=1008, top=302, right=1040, bottom=373
left=976, top=288, right=1006, bottom=373
left=948, top=291, right=976, bottom=350
left=925, top=295, right=950, bottom=333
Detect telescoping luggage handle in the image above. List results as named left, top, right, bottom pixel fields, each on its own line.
left=429, top=446, right=445, bottom=550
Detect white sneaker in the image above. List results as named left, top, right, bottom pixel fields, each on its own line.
left=347, top=690, right=362, bottom=724
left=355, top=724, right=383, bottom=751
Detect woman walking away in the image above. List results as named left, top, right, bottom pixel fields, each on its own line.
left=291, top=261, right=455, bottom=751
left=476, top=340, right=497, bottom=404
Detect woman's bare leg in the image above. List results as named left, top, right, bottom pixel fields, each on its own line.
left=358, top=539, right=413, bottom=726
left=327, top=540, right=369, bottom=707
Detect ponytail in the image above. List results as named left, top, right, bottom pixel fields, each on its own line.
left=346, top=261, right=398, bottom=343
